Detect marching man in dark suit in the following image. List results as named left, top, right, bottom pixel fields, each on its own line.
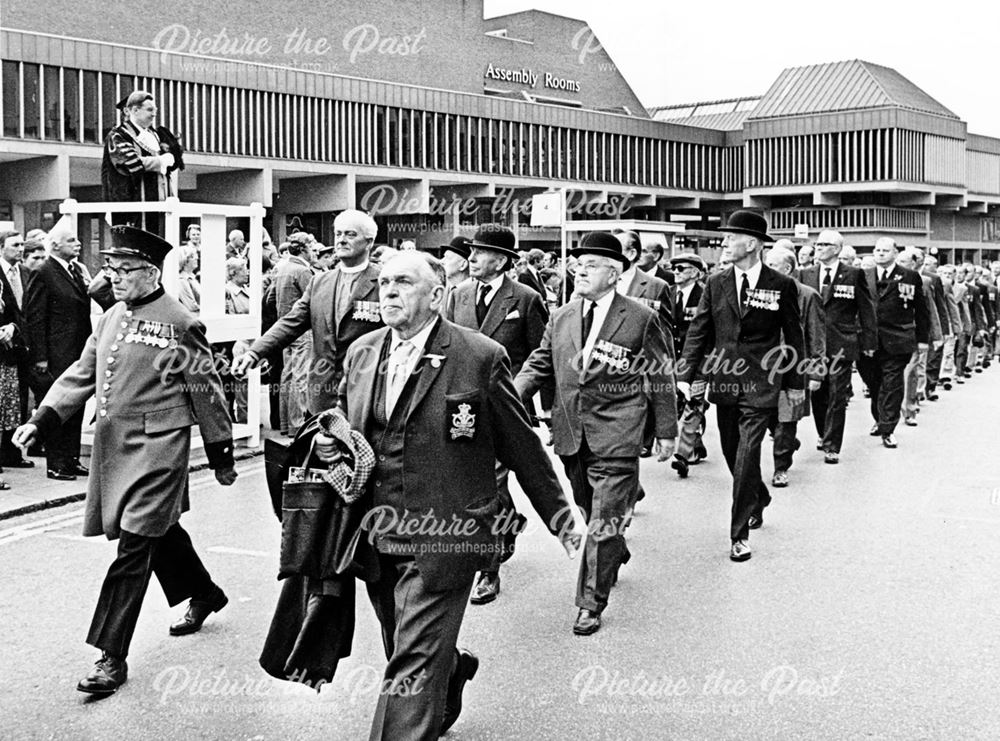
left=445, top=225, right=548, bottom=606
left=764, top=245, right=826, bottom=487
left=668, top=252, right=708, bottom=478
left=24, top=216, right=95, bottom=480
left=233, top=210, right=385, bottom=414
left=14, top=226, right=237, bottom=696
left=339, top=251, right=579, bottom=739
left=678, top=211, right=805, bottom=562
left=515, top=231, right=677, bottom=636
left=856, top=237, right=930, bottom=449
left=799, top=229, right=877, bottom=464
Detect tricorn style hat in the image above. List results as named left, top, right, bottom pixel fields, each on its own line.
left=101, top=225, right=173, bottom=268
left=569, top=231, right=631, bottom=268
left=718, top=210, right=773, bottom=243
left=467, top=224, right=518, bottom=261
left=440, top=235, right=471, bottom=261
left=670, top=252, right=707, bottom=272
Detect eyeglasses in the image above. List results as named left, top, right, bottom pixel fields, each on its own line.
left=105, top=263, right=150, bottom=278
left=813, top=242, right=838, bottom=248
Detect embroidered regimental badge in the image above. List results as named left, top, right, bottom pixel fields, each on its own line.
left=352, top=300, right=381, bottom=322
left=450, top=403, right=476, bottom=440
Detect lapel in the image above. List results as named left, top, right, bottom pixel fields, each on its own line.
left=51, top=258, right=86, bottom=300
left=880, top=265, right=900, bottom=297
left=356, top=331, right=389, bottom=436
left=568, top=298, right=583, bottom=356
left=720, top=267, right=740, bottom=320
left=452, top=281, right=477, bottom=328
left=480, top=277, right=515, bottom=337
left=584, top=293, right=628, bottom=380
left=404, top=319, right=449, bottom=422
left=628, top=270, right=648, bottom=298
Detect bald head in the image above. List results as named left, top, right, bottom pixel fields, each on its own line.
left=378, top=251, right=446, bottom=337
left=872, top=237, right=897, bottom=267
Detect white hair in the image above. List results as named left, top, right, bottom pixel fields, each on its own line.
left=335, top=209, right=379, bottom=240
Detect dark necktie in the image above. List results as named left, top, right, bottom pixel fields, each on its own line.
left=739, top=273, right=750, bottom=314
left=582, top=300, right=595, bottom=344
left=822, top=268, right=832, bottom=301
left=475, top=283, right=491, bottom=327
left=71, top=262, right=86, bottom=290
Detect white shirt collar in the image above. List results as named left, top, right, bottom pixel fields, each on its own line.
left=819, top=260, right=839, bottom=282
left=390, top=316, right=438, bottom=358
left=477, top=275, right=504, bottom=304
left=734, top=261, right=762, bottom=290
left=339, top=260, right=369, bottom=275
left=0, top=258, right=14, bottom=274
left=680, top=282, right=696, bottom=301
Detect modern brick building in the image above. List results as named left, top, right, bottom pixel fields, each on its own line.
left=1, top=1, right=998, bottom=264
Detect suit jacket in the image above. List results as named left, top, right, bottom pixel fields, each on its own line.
left=624, top=268, right=675, bottom=345
left=25, top=258, right=93, bottom=376
left=920, top=274, right=943, bottom=344
left=679, top=264, right=805, bottom=408
left=940, top=278, right=962, bottom=336
left=652, top=264, right=675, bottom=285
left=339, top=319, right=572, bottom=591
left=953, top=282, right=972, bottom=334
left=0, top=262, right=30, bottom=362
left=446, top=276, right=547, bottom=375
left=672, top=282, right=703, bottom=357
left=978, top=280, right=997, bottom=327
left=800, top=263, right=877, bottom=362
left=863, top=264, right=930, bottom=355
left=32, top=289, right=233, bottom=538
left=923, top=271, right=954, bottom=336
left=518, top=267, right=546, bottom=298
left=251, top=263, right=384, bottom=413
left=515, top=292, right=678, bottom=458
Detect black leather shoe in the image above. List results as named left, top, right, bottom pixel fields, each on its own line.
left=70, top=462, right=90, bottom=476
left=169, top=588, right=228, bottom=636
left=77, top=653, right=128, bottom=695
left=748, top=513, right=763, bottom=530
left=498, top=514, right=527, bottom=564
left=440, top=649, right=478, bottom=734
left=869, top=424, right=881, bottom=436
left=573, top=608, right=602, bottom=636
left=882, top=434, right=898, bottom=449
left=771, top=471, right=789, bottom=488
left=469, top=572, right=500, bottom=605
left=671, top=455, right=689, bottom=479
left=47, top=469, right=77, bottom=481
left=730, top=539, right=752, bottom=562
left=639, top=446, right=652, bottom=458
left=824, top=452, right=840, bottom=464
left=3, top=457, right=34, bottom=468
left=694, top=445, right=708, bottom=461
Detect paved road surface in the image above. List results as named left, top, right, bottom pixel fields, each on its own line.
left=3, top=371, right=999, bottom=740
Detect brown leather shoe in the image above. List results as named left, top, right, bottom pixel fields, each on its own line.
left=469, top=572, right=500, bottom=605
left=77, top=652, right=128, bottom=695
left=573, top=608, right=602, bottom=636
left=169, top=588, right=228, bottom=636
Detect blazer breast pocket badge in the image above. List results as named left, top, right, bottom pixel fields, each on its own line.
left=832, top=284, right=855, bottom=299
left=747, top=288, right=780, bottom=311
left=446, top=398, right=480, bottom=442
left=352, top=300, right=381, bottom=322
left=684, top=306, right=697, bottom=320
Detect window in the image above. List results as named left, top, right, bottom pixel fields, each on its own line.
left=43, top=66, right=60, bottom=139
left=63, top=68, right=80, bottom=141
left=2, top=61, right=19, bottom=138
left=23, top=63, right=40, bottom=138
left=82, top=70, right=98, bottom=143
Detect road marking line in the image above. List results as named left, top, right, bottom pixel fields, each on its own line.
left=0, top=514, right=84, bottom=544
left=0, top=508, right=85, bottom=538
left=207, top=546, right=275, bottom=558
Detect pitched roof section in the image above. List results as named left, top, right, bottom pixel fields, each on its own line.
left=749, top=60, right=959, bottom=120
left=649, top=97, right=760, bottom=131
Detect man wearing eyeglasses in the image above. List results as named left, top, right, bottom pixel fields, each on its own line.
left=15, top=225, right=237, bottom=696
left=233, top=210, right=385, bottom=421
left=799, top=230, right=877, bottom=463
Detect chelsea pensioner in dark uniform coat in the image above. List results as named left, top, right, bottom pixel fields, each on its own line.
left=18, top=227, right=237, bottom=695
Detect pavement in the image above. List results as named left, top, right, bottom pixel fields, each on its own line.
left=2, top=365, right=1000, bottom=740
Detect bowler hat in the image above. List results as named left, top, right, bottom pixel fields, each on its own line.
left=670, top=252, right=707, bottom=272
left=569, top=231, right=631, bottom=268
left=440, top=236, right=471, bottom=261
left=101, top=225, right=173, bottom=268
left=467, top=225, right=518, bottom=261
left=718, top=210, right=773, bottom=243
